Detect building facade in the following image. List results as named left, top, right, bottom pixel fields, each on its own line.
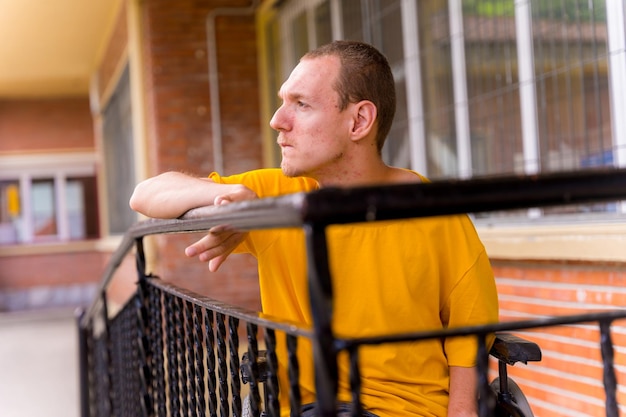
left=1, top=0, right=625, bottom=414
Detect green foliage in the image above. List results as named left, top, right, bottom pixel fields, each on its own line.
left=462, top=0, right=606, bottom=22
left=462, top=0, right=515, bottom=17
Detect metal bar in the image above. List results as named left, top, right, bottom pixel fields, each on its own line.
left=101, top=291, right=114, bottom=417
left=183, top=300, right=197, bottom=417
left=335, top=309, right=626, bottom=349
left=606, top=0, right=626, bottom=213
left=449, top=0, right=473, bottom=178
left=599, top=320, right=619, bottom=417
left=193, top=304, right=206, bottom=417
left=175, top=297, right=190, bottom=417
left=136, top=279, right=152, bottom=417
left=217, top=313, right=229, bottom=417
left=304, top=223, right=337, bottom=417
left=246, top=322, right=262, bottom=417
left=401, top=0, right=428, bottom=175
left=135, top=236, right=153, bottom=417
left=151, top=286, right=167, bottom=417
left=287, top=334, right=301, bottom=417
left=165, top=294, right=181, bottom=417
left=607, top=0, right=626, bottom=160
left=476, top=335, right=493, bottom=417
left=76, top=308, right=90, bottom=417
left=515, top=0, right=540, bottom=175
left=229, top=316, right=242, bottom=417
left=348, top=346, right=362, bottom=417
left=264, top=328, right=281, bottom=417
left=300, top=168, right=626, bottom=226
left=205, top=309, right=218, bottom=417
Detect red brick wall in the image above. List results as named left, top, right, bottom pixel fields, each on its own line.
left=0, top=97, right=97, bottom=303
left=0, top=97, right=95, bottom=153
left=492, top=261, right=626, bottom=416
left=137, top=0, right=263, bottom=310
left=0, top=251, right=109, bottom=289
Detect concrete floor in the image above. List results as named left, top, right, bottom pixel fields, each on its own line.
left=0, top=308, right=79, bottom=417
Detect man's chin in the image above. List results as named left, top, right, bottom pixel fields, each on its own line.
left=280, top=163, right=300, bottom=178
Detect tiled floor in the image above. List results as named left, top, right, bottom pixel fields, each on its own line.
left=0, top=308, right=79, bottom=417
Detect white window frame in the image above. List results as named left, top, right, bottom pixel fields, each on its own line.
left=0, top=152, right=96, bottom=244
left=271, top=0, right=626, bottom=180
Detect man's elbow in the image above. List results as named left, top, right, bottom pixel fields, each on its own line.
left=128, top=180, right=151, bottom=215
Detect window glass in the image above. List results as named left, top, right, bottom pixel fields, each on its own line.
left=374, top=1, right=408, bottom=169
left=530, top=0, right=610, bottom=174
left=0, top=176, right=99, bottom=245
left=462, top=0, right=521, bottom=176
left=32, top=179, right=57, bottom=241
left=66, top=179, right=85, bottom=239
left=417, top=1, right=458, bottom=178
left=0, top=181, right=20, bottom=245
left=291, top=11, right=310, bottom=61
left=315, top=1, right=332, bottom=46
left=341, top=0, right=364, bottom=41
left=70, top=176, right=99, bottom=240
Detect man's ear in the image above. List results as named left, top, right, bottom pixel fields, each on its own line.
left=350, top=100, right=377, bottom=142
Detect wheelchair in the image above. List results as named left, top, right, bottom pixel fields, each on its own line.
left=241, top=333, right=542, bottom=417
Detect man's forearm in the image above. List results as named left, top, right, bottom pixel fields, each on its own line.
left=129, top=171, right=245, bottom=219
left=448, top=366, right=478, bottom=417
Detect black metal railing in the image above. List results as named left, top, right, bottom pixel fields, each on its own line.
left=78, top=167, right=626, bottom=417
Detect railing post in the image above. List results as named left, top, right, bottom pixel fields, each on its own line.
left=599, top=320, right=619, bottom=417
left=476, top=335, right=494, bottom=417
left=76, top=308, right=90, bottom=417
left=135, top=236, right=154, bottom=416
left=101, top=290, right=114, bottom=417
left=304, top=223, right=338, bottom=417
left=264, top=328, right=281, bottom=417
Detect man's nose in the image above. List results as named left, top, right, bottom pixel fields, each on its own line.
left=270, top=106, right=287, bottom=131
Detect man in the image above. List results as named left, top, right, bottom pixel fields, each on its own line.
left=130, top=40, right=499, bottom=417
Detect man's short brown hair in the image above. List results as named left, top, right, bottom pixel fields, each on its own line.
left=303, top=40, right=396, bottom=154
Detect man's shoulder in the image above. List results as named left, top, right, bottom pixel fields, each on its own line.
left=214, top=168, right=319, bottom=198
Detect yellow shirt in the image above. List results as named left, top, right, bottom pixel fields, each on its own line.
left=209, top=169, right=499, bottom=417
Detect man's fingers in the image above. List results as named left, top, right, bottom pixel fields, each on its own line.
left=184, top=229, right=246, bottom=269
left=208, top=254, right=228, bottom=272
left=208, top=224, right=232, bottom=234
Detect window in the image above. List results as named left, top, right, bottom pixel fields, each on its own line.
left=260, top=0, right=626, bottom=219
left=0, top=153, right=99, bottom=245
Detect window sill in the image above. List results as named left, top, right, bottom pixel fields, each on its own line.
left=477, top=222, right=626, bottom=263
left=0, top=236, right=123, bottom=257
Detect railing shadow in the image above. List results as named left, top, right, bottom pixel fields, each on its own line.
left=78, top=168, right=626, bottom=417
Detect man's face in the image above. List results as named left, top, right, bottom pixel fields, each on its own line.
left=270, top=55, right=354, bottom=180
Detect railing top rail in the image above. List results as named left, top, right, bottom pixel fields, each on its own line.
left=82, top=167, right=626, bottom=326
left=300, top=167, right=626, bottom=225
left=335, top=308, right=626, bottom=350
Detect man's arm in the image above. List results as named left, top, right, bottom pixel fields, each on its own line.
left=129, top=171, right=254, bottom=219
left=129, top=171, right=257, bottom=271
left=448, top=366, right=478, bottom=417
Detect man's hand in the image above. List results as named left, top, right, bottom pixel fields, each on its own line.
left=184, top=187, right=257, bottom=271
left=185, top=225, right=247, bottom=271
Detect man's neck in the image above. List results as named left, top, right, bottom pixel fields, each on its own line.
left=315, top=163, right=419, bottom=188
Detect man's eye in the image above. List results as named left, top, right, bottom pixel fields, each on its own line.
left=297, top=101, right=308, bottom=108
